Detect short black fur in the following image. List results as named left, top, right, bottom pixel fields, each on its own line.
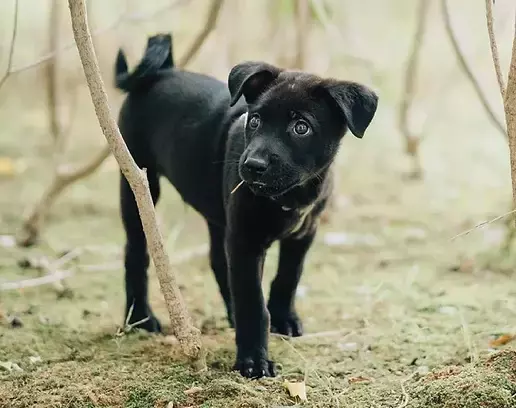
left=115, top=33, right=378, bottom=379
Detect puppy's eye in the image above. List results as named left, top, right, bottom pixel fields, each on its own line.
left=248, top=114, right=261, bottom=129
left=293, top=120, right=310, bottom=136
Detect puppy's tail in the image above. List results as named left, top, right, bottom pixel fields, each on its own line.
left=115, top=33, right=174, bottom=93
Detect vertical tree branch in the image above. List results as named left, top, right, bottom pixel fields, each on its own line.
left=398, top=0, right=430, bottom=180
left=47, top=0, right=61, bottom=146
left=177, top=0, right=224, bottom=68
left=504, top=27, right=516, bottom=210
left=485, top=0, right=506, bottom=99
left=0, top=0, right=19, bottom=90
left=441, top=0, right=506, bottom=138
left=67, top=0, right=205, bottom=369
left=293, top=0, right=310, bottom=69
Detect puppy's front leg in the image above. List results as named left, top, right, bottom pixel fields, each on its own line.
left=226, top=235, right=276, bottom=379
left=268, top=231, right=316, bottom=337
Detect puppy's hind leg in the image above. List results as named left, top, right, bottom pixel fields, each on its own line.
left=207, top=223, right=234, bottom=327
left=120, top=169, right=162, bottom=332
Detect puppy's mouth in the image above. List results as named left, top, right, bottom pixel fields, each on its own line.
left=245, top=179, right=300, bottom=198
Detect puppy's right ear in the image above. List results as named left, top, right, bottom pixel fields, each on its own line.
left=228, top=61, right=282, bottom=106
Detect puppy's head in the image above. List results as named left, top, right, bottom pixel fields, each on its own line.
left=228, top=61, right=378, bottom=198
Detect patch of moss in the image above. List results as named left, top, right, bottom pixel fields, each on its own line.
left=409, top=351, right=516, bottom=408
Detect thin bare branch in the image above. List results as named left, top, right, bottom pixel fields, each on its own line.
left=0, top=0, right=19, bottom=91
left=0, top=270, right=73, bottom=291
left=450, top=208, right=516, bottom=241
left=17, top=146, right=111, bottom=247
left=47, top=0, right=61, bottom=144
left=67, top=0, right=205, bottom=369
left=441, top=0, right=506, bottom=138
left=505, top=26, right=516, bottom=210
left=9, top=0, right=191, bottom=75
left=177, top=0, right=225, bottom=68
left=398, top=0, right=430, bottom=179
left=485, top=0, right=506, bottom=99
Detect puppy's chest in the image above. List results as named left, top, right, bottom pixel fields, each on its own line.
left=280, top=203, right=318, bottom=239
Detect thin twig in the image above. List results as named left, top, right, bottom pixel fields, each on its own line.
left=450, top=208, right=516, bottom=241
left=441, top=0, right=506, bottom=138
left=8, top=0, right=191, bottom=75
left=0, top=270, right=73, bottom=291
left=230, top=180, right=244, bottom=194
left=485, top=0, right=506, bottom=99
left=272, top=329, right=352, bottom=342
left=0, top=0, right=19, bottom=91
left=398, top=0, right=430, bottom=179
left=17, top=146, right=111, bottom=246
left=397, top=372, right=417, bottom=408
left=177, top=0, right=225, bottom=68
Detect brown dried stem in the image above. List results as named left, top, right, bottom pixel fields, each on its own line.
left=485, top=0, right=506, bottom=99
left=46, top=0, right=62, bottom=148
left=0, top=0, right=19, bottom=91
left=441, top=0, right=506, bottom=138
left=67, top=0, right=205, bottom=369
left=17, top=146, right=111, bottom=247
left=177, top=0, right=224, bottom=68
left=398, top=0, right=429, bottom=180
left=504, top=25, right=516, bottom=211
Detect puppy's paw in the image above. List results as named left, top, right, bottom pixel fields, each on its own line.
left=233, top=357, right=276, bottom=379
left=125, top=307, right=162, bottom=333
left=270, top=309, right=303, bottom=337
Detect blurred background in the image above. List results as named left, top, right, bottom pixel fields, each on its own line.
left=2, top=1, right=516, bottom=407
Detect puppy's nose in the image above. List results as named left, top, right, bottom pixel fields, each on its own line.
left=244, top=156, right=268, bottom=175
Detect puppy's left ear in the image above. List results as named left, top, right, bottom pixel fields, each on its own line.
left=323, top=81, right=379, bottom=138
left=228, top=61, right=282, bottom=107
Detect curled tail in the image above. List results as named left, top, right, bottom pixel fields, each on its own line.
left=115, top=33, right=174, bottom=93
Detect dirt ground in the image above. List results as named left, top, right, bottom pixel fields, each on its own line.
left=2, top=1, right=516, bottom=407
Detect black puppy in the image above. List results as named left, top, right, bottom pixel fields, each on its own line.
left=115, top=33, right=378, bottom=378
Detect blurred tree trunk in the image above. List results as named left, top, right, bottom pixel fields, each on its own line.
left=398, top=0, right=429, bottom=180
left=67, top=0, right=206, bottom=371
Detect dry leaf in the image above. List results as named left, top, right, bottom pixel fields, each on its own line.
left=284, top=380, right=308, bottom=401
left=489, top=333, right=516, bottom=348
left=348, top=375, right=372, bottom=384
left=166, top=402, right=174, bottom=408
left=184, top=386, right=202, bottom=395
left=0, top=157, right=15, bottom=176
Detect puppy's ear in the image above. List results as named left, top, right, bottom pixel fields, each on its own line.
left=323, top=81, right=378, bottom=138
left=228, top=61, right=282, bottom=106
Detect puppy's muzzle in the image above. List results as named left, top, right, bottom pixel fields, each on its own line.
left=243, top=156, right=268, bottom=179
